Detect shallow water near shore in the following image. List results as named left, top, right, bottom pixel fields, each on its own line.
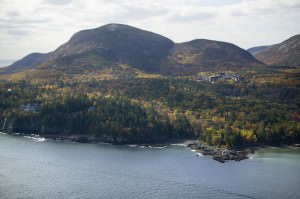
left=1, top=133, right=300, bottom=199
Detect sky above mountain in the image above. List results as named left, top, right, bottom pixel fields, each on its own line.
left=0, top=0, right=300, bottom=64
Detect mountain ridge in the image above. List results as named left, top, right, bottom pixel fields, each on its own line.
left=1, top=53, right=50, bottom=74
left=249, top=34, right=300, bottom=67
left=247, top=45, right=273, bottom=55
left=1, top=23, right=264, bottom=75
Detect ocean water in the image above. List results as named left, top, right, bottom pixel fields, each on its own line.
left=0, top=133, right=300, bottom=199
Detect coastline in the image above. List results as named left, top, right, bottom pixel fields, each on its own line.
left=0, top=131, right=253, bottom=163
left=1, top=131, right=191, bottom=146
left=186, top=141, right=300, bottom=163
left=2, top=131, right=299, bottom=163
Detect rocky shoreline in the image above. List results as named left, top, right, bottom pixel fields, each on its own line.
left=187, top=141, right=250, bottom=163
left=3, top=132, right=174, bottom=146
left=0, top=132, right=263, bottom=163
left=27, top=133, right=253, bottom=162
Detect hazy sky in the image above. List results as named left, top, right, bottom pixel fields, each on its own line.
left=0, top=0, right=300, bottom=64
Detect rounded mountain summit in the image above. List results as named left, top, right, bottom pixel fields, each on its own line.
left=49, top=24, right=174, bottom=72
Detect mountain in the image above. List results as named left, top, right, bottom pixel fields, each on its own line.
left=163, top=39, right=263, bottom=75
left=250, top=35, right=300, bottom=67
left=247, top=45, right=273, bottom=55
left=44, top=23, right=174, bottom=72
left=1, top=53, right=49, bottom=74
left=1, top=23, right=264, bottom=76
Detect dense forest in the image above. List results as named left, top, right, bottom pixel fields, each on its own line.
left=0, top=68, right=300, bottom=147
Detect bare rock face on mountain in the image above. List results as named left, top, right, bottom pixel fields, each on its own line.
left=250, top=35, right=300, bottom=67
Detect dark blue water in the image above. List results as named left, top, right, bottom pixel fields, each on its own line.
left=1, top=133, right=300, bottom=199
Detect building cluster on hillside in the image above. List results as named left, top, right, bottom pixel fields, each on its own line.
left=197, top=72, right=241, bottom=83
left=20, top=104, right=39, bottom=112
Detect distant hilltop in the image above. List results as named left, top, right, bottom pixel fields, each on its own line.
left=248, top=34, right=300, bottom=67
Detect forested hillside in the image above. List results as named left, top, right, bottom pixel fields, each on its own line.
left=0, top=24, right=299, bottom=148
left=1, top=67, right=299, bottom=146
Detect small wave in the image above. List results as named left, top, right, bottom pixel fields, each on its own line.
left=196, top=152, right=203, bottom=157
left=0, top=132, right=7, bottom=135
left=149, top=146, right=167, bottom=149
left=129, top=144, right=138, bottom=147
left=98, top=142, right=112, bottom=145
left=23, top=135, right=46, bottom=142
left=170, top=143, right=186, bottom=147
left=33, top=137, right=46, bottom=142
left=190, top=149, right=197, bottom=152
